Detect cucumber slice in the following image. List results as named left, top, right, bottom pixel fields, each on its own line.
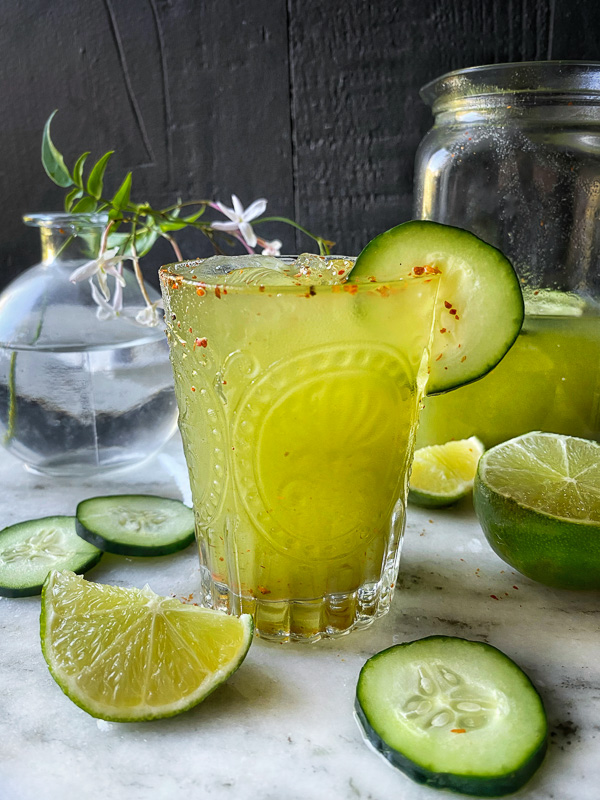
left=76, top=495, right=195, bottom=557
left=353, top=221, right=524, bottom=394
left=0, top=517, right=102, bottom=597
left=355, top=636, right=547, bottom=797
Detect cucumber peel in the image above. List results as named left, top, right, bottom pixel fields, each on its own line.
left=0, top=516, right=102, bottom=597
left=76, top=494, right=195, bottom=557
left=352, top=221, right=524, bottom=394
left=355, top=636, right=547, bottom=796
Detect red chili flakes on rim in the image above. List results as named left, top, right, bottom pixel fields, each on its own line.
left=440, top=328, right=447, bottom=334
left=444, top=300, right=452, bottom=309
left=343, top=284, right=359, bottom=295
left=449, top=308, right=457, bottom=316
left=215, top=286, right=222, bottom=299
left=196, top=286, right=206, bottom=296
left=451, top=729, right=467, bottom=734
left=194, top=337, right=208, bottom=349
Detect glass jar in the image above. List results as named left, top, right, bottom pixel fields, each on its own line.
left=414, top=61, right=600, bottom=447
left=0, top=213, right=178, bottom=475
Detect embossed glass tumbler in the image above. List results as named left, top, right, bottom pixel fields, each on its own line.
left=160, top=257, right=440, bottom=642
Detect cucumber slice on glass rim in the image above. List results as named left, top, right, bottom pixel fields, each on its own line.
left=76, top=495, right=195, bottom=557
left=352, top=221, right=524, bottom=395
left=0, top=516, right=102, bottom=597
left=355, top=636, right=547, bottom=797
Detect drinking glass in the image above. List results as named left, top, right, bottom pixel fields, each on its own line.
left=160, top=257, right=440, bottom=641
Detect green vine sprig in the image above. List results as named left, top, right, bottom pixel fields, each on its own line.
left=41, top=111, right=333, bottom=325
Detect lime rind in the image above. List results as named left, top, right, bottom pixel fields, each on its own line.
left=40, top=570, right=253, bottom=721
left=474, top=432, right=600, bottom=590
left=409, top=437, right=485, bottom=508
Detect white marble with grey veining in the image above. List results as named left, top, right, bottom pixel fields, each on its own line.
left=0, top=434, right=598, bottom=800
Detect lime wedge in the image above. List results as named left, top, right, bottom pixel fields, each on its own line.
left=409, top=437, right=485, bottom=507
left=41, top=570, right=253, bottom=721
left=352, top=221, right=524, bottom=394
left=473, top=432, right=600, bottom=590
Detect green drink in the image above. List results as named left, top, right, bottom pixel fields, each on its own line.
left=417, top=294, right=600, bottom=448
left=160, top=256, right=440, bottom=641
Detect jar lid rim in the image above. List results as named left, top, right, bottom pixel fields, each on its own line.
left=23, top=212, right=109, bottom=228
left=421, top=60, right=600, bottom=107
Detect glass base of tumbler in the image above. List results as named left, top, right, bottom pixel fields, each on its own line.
left=198, top=567, right=396, bottom=642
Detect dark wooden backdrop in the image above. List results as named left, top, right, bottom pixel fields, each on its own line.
left=1, top=0, right=599, bottom=289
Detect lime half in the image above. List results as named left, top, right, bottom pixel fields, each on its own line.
left=41, top=570, right=253, bottom=721
left=473, top=432, right=600, bottom=590
left=409, top=437, right=485, bottom=507
left=353, top=221, right=524, bottom=394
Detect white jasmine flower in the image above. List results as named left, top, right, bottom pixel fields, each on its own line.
left=89, top=279, right=119, bottom=321
left=69, top=247, right=127, bottom=300
left=261, top=239, right=282, bottom=256
left=211, top=195, right=267, bottom=248
left=135, top=299, right=164, bottom=327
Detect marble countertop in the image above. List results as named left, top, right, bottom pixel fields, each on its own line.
left=1, top=434, right=598, bottom=800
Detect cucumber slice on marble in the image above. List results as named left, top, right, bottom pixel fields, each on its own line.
left=355, top=636, right=547, bottom=797
left=75, top=495, right=195, bottom=556
left=0, top=516, right=102, bottom=597
left=352, top=221, right=524, bottom=395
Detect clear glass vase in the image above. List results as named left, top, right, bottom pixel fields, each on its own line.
left=0, top=213, right=178, bottom=476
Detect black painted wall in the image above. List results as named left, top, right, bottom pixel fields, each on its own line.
left=1, top=0, right=599, bottom=289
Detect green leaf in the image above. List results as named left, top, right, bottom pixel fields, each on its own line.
left=111, top=171, right=132, bottom=211
left=134, top=228, right=159, bottom=257
left=64, top=187, right=83, bottom=212
left=157, top=214, right=187, bottom=232
left=86, top=151, right=114, bottom=200
left=41, top=111, right=73, bottom=188
left=183, top=208, right=205, bottom=223
left=72, top=196, right=98, bottom=213
left=106, top=231, right=131, bottom=250
left=72, top=152, right=90, bottom=189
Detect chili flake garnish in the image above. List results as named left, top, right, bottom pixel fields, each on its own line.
left=444, top=300, right=452, bottom=309
left=435, top=353, right=443, bottom=361
left=215, top=286, right=222, bottom=299
left=258, top=586, right=271, bottom=595
left=440, top=328, right=447, bottom=333
left=194, top=337, right=208, bottom=349
left=461, top=355, right=467, bottom=362
left=196, top=286, right=206, bottom=297
left=343, top=284, right=358, bottom=295
left=413, top=264, right=441, bottom=276
left=449, top=308, right=457, bottom=316
left=451, top=729, right=467, bottom=734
